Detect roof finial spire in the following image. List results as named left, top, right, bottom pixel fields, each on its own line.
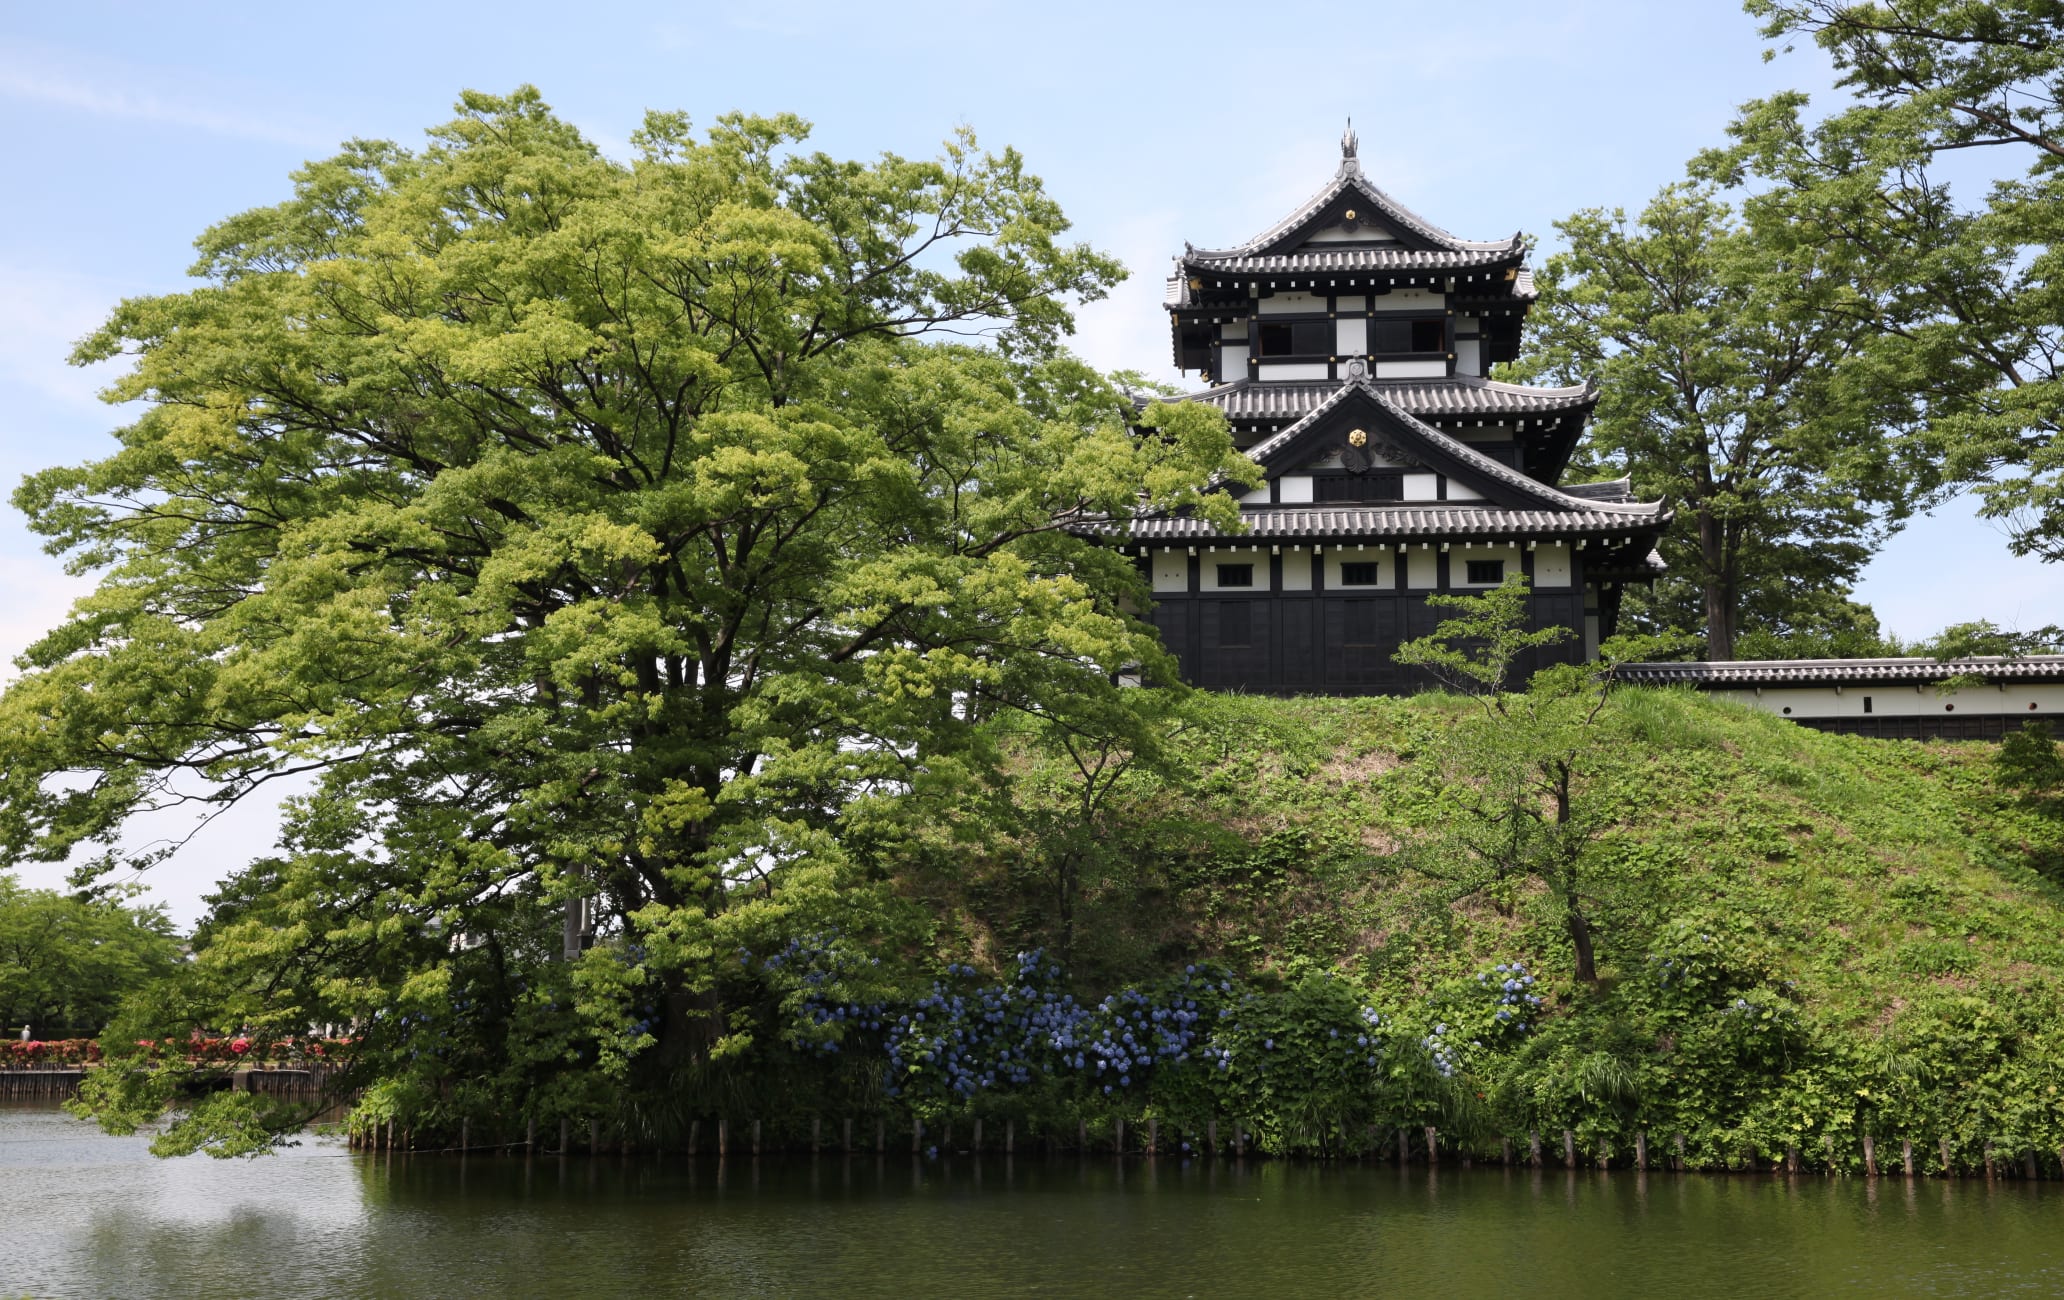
left=1341, top=118, right=1358, bottom=162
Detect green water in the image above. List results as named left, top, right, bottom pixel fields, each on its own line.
left=3, top=1101, right=2062, bottom=1297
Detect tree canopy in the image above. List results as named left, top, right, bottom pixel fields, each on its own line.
left=2, top=89, right=1251, bottom=1152
left=0, top=875, right=180, bottom=1036
left=1712, top=0, right=2064, bottom=560
left=1508, top=183, right=1928, bottom=659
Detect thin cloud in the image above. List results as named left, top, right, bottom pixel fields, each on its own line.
left=0, top=59, right=332, bottom=149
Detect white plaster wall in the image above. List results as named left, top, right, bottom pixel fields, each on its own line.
left=1305, top=454, right=1344, bottom=469
left=1280, top=548, right=1312, bottom=591
left=1456, top=316, right=1480, bottom=333
left=1336, top=318, right=1367, bottom=354
left=1239, top=486, right=1270, bottom=504
left=1258, top=362, right=1331, bottom=381
left=1325, top=546, right=1391, bottom=588
left=1375, top=359, right=1448, bottom=379
left=1712, top=683, right=2064, bottom=720
left=1452, top=544, right=1523, bottom=587
left=1533, top=543, right=1573, bottom=588
left=1257, top=292, right=1322, bottom=316
left=1406, top=548, right=1438, bottom=589
left=1455, top=338, right=1481, bottom=376
left=1446, top=479, right=1484, bottom=502
left=1278, top=475, right=1314, bottom=503
left=1585, top=615, right=1601, bottom=659
left=1201, top=548, right=1268, bottom=591
left=1220, top=321, right=1248, bottom=339
left=1220, top=344, right=1249, bottom=376
left=1402, top=473, right=1441, bottom=502
left=1376, top=288, right=1444, bottom=307
left=1152, top=550, right=1188, bottom=594
left=1336, top=295, right=1368, bottom=313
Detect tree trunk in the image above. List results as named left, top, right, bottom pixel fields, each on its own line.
left=1698, top=508, right=1736, bottom=661
left=1566, top=904, right=1598, bottom=984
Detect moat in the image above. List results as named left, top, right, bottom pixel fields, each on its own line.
left=4, top=1101, right=2061, bottom=1297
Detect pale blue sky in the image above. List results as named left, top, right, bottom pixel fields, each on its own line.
left=2, top=1, right=2058, bottom=922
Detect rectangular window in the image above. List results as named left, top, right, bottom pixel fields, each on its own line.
left=1314, top=472, right=1403, bottom=503
left=1367, top=317, right=1446, bottom=355
left=1465, top=559, right=1505, bottom=584
left=1256, top=320, right=1335, bottom=357
left=1339, top=562, right=1381, bottom=586
left=1218, top=602, right=1252, bottom=647
left=1216, top=563, right=1254, bottom=588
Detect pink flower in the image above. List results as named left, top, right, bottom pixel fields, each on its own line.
left=230, top=1037, right=250, bottom=1055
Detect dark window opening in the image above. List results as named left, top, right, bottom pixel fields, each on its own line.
left=1256, top=320, right=1334, bottom=357
left=1218, top=602, right=1252, bottom=648
left=1216, top=563, right=1254, bottom=588
left=1863, top=696, right=1873, bottom=714
left=1314, top=472, right=1404, bottom=503
left=1367, top=317, right=1447, bottom=354
left=1340, top=562, right=1381, bottom=586
left=1465, top=559, right=1505, bottom=584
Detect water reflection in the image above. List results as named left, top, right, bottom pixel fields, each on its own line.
left=4, top=1102, right=2062, bottom=1298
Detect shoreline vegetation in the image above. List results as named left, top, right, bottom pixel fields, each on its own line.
left=51, top=687, right=2064, bottom=1177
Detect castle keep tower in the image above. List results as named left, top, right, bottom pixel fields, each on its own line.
left=1132, top=125, right=1669, bottom=693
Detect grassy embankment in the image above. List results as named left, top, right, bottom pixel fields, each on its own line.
left=898, top=687, right=2064, bottom=1171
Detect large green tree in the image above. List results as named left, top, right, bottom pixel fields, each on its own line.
left=1510, top=182, right=1928, bottom=659
left=1, top=89, right=1250, bottom=1152
left=0, top=875, right=180, bottom=1036
left=1711, top=0, right=2064, bottom=560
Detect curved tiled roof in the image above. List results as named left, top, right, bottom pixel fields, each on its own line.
left=1183, top=247, right=1518, bottom=275
left=1239, top=379, right=1662, bottom=520
left=1182, top=377, right=1595, bottom=422
left=1123, top=507, right=1666, bottom=542
left=1614, top=657, right=2064, bottom=687
left=1189, top=154, right=1521, bottom=259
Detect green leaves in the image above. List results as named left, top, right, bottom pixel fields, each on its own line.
left=1509, top=180, right=1925, bottom=658
left=2, top=90, right=1243, bottom=1146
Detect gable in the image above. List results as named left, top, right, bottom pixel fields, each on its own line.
left=1248, top=384, right=1561, bottom=511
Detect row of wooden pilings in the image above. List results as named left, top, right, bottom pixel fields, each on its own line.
left=0, top=1069, right=86, bottom=1098
left=0, top=1066, right=330, bottom=1099
left=340, top=1114, right=2064, bottom=1179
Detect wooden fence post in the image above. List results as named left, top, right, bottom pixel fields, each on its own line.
left=1903, top=1139, right=1915, bottom=1176
left=1529, top=1131, right=1543, bottom=1167
left=812, top=1117, right=821, bottom=1153
left=2023, top=1151, right=2037, bottom=1180
left=1424, top=1126, right=1439, bottom=1167
left=526, top=1116, right=535, bottom=1154
left=752, top=1119, right=762, bottom=1157
left=589, top=1119, right=600, bottom=1155
left=1984, top=1141, right=1997, bottom=1180
left=1939, top=1136, right=1953, bottom=1177
left=843, top=1118, right=852, bottom=1153
left=1501, top=1137, right=1513, bottom=1166
left=1562, top=1130, right=1575, bottom=1168
left=1114, top=1117, right=1125, bottom=1155
left=557, top=1118, right=568, bottom=1155
left=688, top=1119, right=698, bottom=1156
left=1006, top=1118, right=1014, bottom=1155
left=1207, top=1118, right=1217, bottom=1154
left=1147, top=1117, right=1157, bottom=1155
left=973, top=1118, right=983, bottom=1152
left=1785, top=1144, right=1799, bottom=1174
left=1863, top=1135, right=1877, bottom=1176
left=1398, top=1127, right=1410, bottom=1166
left=461, top=1118, right=470, bottom=1153
left=912, top=1116, right=923, bottom=1154
left=717, top=1118, right=728, bottom=1157
left=875, top=1118, right=885, bottom=1152
left=1635, top=1132, right=1647, bottom=1171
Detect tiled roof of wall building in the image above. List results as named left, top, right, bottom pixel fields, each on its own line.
left=1122, top=506, right=1665, bottom=542
left=1613, top=657, right=2064, bottom=687
left=1176, top=377, right=1596, bottom=422
left=1560, top=478, right=1637, bottom=503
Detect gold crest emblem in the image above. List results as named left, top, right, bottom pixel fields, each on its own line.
left=1348, top=429, right=1368, bottom=448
